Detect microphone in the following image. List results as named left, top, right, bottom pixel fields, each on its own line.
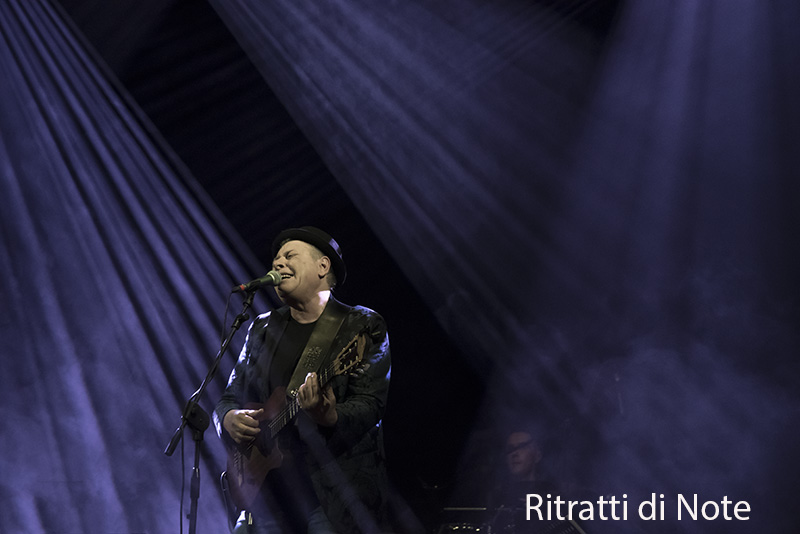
left=231, top=270, right=282, bottom=293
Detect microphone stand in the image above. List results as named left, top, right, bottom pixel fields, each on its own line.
left=164, top=290, right=257, bottom=534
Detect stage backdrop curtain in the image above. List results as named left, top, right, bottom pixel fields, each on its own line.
left=0, top=1, right=268, bottom=532
left=207, top=0, right=800, bottom=527
left=204, top=0, right=798, bottom=356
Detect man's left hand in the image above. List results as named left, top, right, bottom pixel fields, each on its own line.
left=297, top=372, right=338, bottom=427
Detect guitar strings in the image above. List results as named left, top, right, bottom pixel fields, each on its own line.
left=264, top=336, right=362, bottom=437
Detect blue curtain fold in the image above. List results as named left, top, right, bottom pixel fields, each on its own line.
left=0, top=1, right=267, bottom=532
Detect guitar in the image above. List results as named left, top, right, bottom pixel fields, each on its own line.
left=220, top=330, right=368, bottom=516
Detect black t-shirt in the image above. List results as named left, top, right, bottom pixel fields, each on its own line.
left=268, top=317, right=316, bottom=392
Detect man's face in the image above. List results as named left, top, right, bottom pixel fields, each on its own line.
left=272, top=240, right=327, bottom=300
left=505, top=432, right=540, bottom=480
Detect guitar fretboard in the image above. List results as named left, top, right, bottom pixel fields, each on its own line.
left=265, top=341, right=353, bottom=437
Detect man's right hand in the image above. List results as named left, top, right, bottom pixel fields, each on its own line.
left=222, top=408, right=264, bottom=444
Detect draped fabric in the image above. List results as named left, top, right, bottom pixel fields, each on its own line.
left=0, top=1, right=268, bottom=532
left=207, top=0, right=800, bottom=529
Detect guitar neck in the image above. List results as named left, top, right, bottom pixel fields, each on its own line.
left=266, top=361, right=337, bottom=437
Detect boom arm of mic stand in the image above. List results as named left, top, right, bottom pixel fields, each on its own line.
left=164, top=289, right=257, bottom=456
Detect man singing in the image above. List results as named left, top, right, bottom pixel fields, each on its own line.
left=215, top=226, right=391, bottom=533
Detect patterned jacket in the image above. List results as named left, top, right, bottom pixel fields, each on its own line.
left=214, top=297, right=392, bottom=533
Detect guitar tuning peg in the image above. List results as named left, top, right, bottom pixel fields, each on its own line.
left=350, top=363, right=370, bottom=376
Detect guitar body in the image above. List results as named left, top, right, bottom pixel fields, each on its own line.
left=225, top=389, right=288, bottom=510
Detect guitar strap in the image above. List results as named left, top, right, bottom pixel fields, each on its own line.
left=285, top=297, right=348, bottom=396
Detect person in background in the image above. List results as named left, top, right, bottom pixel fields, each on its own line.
left=505, top=431, right=543, bottom=483
left=489, top=429, right=564, bottom=533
